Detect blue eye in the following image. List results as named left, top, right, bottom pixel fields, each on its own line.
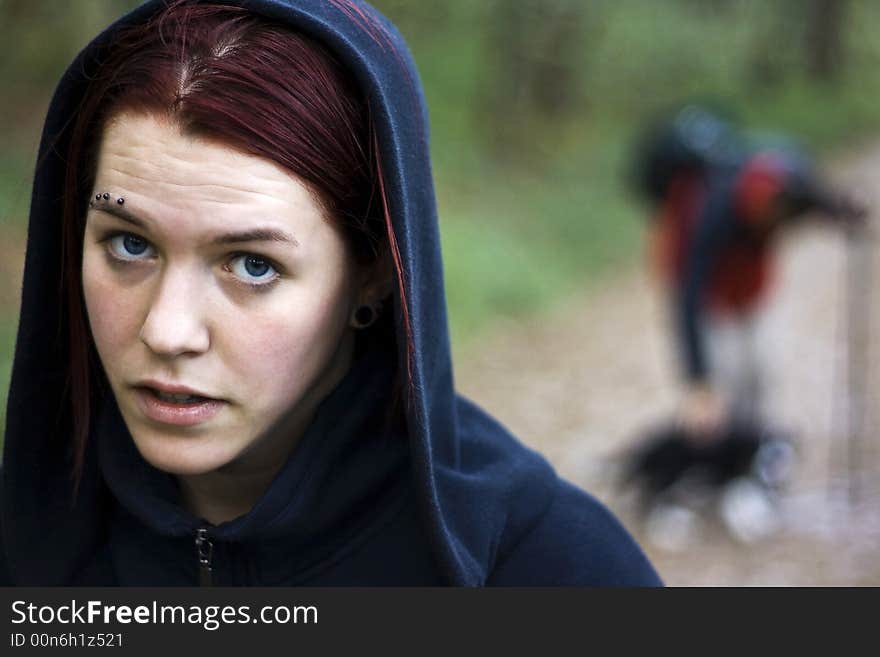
left=228, top=254, right=277, bottom=284
left=108, top=233, right=154, bottom=259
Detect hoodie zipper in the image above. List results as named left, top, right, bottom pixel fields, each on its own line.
left=195, top=527, right=214, bottom=586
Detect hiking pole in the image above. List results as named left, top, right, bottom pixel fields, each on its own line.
left=843, top=216, right=873, bottom=509
left=824, top=190, right=871, bottom=514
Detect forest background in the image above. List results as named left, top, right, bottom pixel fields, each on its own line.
left=2, top=0, right=879, bottom=440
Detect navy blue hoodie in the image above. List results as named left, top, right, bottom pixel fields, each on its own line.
left=1, top=0, right=661, bottom=586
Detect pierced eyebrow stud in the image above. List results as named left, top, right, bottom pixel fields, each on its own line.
left=90, top=192, right=125, bottom=207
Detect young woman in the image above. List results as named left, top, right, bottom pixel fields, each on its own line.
left=1, top=0, right=661, bottom=586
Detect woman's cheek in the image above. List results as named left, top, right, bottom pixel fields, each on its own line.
left=239, top=309, right=331, bottom=379
left=232, top=292, right=349, bottom=398
left=83, top=257, right=132, bottom=360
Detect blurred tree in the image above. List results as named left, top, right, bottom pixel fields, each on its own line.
left=748, top=0, right=851, bottom=89
left=806, top=0, right=849, bottom=82
left=746, top=0, right=803, bottom=90
left=478, top=0, right=589, bottom=161
left=530, top=2, right=586, bottom=118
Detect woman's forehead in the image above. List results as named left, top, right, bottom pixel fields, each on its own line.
left=97, top=113, right=311, bottom=209
left=93, top=113, right=328, bottom=239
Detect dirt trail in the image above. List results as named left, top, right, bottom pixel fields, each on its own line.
left=455, top=143, right=880, bottom=586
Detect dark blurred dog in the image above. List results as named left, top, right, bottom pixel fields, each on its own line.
left=619, top=420, right=796, bottom=515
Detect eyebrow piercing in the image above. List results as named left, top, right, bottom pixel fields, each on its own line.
left=90, top=192, right=125, bottom=205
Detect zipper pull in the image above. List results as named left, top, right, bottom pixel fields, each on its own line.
left=194, top=527, right=214, bottom=587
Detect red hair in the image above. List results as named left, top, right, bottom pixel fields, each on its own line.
left=60, top=0, right=412, bottom=485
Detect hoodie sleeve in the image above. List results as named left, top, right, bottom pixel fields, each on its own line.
left=485, top=479, right=663, bottom=586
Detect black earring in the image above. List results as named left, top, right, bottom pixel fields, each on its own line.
left=352, top=305, right=377, bottom=329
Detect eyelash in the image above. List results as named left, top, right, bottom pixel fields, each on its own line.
left=98, top=231, right=283, bottom=291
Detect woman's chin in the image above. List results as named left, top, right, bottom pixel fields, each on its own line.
left=130, top=431, right=242, bottom=477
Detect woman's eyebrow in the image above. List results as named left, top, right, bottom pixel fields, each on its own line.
left=212, top=228, right=299, bottom=246
left=92, top=205, right=299, bottom=246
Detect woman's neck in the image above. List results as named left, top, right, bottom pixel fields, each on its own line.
left=177, top=457, right=288, bottom=525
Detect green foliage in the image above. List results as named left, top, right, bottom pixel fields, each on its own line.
left=379, top=0, right=880, bottom=346
left=3, top=0, right=880, bottom=441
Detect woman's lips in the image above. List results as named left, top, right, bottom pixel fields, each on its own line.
left=133, top=387, right=226, bottom=426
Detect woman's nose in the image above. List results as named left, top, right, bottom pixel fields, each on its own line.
left=139, top=269, right=210, bottom=357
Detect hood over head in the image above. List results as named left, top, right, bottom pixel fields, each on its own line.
left=2, top=0, right=563, bottom=586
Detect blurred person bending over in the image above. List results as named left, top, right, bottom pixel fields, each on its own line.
left=625, top=105, right=864, bottom=544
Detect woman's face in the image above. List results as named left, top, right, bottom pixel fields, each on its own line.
left=83, top=112, right=366, bottom=476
